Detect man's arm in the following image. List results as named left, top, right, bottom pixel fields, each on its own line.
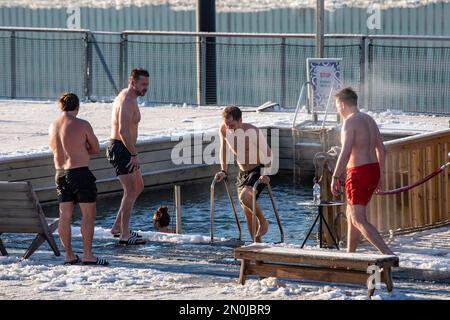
left=118, top=100, right=137, bottom=155
left=85, top=121, right=100, bottom=155
left=219, top=126, right=228, bottom=173
left=331, top=121, right=354, bottom=196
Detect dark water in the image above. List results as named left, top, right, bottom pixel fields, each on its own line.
left=42, top=173, right=319, bottom=245
left=2, top=173, right=324, bottom=263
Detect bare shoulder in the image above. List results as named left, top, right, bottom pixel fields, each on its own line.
left=219, top=123, right=227, bottom=136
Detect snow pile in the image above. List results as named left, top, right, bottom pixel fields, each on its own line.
left=0, top=0, right=446, bottom=12
left=70, top=226, right=225, bottom=244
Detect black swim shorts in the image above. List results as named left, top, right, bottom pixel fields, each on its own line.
left=106, top=139, right=135, bottom=176
left=55, top=167, right=97, bottom=203
left=236, top=165, right=266, bottom=200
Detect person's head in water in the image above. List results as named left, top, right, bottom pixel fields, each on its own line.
left=335, top=87, right=358, bottom=118
left=129, top=68, right=150, bottom=97
left=152, top=206, right=171, bottom=231
left=222, top=106, right=242, bottom=131
left=59, top=92, right=80, bottom=115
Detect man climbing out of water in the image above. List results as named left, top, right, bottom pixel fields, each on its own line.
left=106, top=68, right=149, bottom=246
left=331, top=87, right=395, bottom=255
left=216, top=106, right=273, bottom=242
left=49, top=93, right=108, bottom=266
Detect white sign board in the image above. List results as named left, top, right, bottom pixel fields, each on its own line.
left=306, top=58, right=342, bottom=112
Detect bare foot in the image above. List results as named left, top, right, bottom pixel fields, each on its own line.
left=256, top=220, right=269, bottom=238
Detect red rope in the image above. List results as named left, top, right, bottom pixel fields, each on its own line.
left=375, top=165, right=446, bottom=196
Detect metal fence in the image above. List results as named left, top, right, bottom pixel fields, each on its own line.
left=0, top=27, right=449, bottom=114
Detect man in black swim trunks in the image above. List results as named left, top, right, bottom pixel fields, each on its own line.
left=216, top=106, right=273, bottom=242
left=49, top=93, right=108, bottom=266
left=106, top=68, right=149, bottom=245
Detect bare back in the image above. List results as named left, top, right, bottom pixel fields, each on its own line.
left=110, top=89, right=141, bottom=145
left=49, top=116, right=97, bottom=170
left=345, top=112, right=381, bottom=168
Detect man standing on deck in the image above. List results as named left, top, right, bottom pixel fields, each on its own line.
left=215, top=106, right=273, bottom=242
left=331, top=87, right=394, bottom=255
left=49, top=92, right=108, bottom=266
left=106, top=68, right=148, bottom=246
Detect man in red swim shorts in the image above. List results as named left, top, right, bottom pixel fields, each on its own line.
left=331, top=87, right=394, bottom=255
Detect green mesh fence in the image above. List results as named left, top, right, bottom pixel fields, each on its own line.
left=369, top=44, right=450, bottom=114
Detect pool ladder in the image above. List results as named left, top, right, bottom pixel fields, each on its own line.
left=210, top=174, right=284, bottom=244
left=252, top=180, right=284, bottom=243
left=210, top=173, right=242, bottom=243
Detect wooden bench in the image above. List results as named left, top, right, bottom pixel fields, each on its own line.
left=0, top=181, right=60, bottom=259
left=234, top=244, right=399, bottom=297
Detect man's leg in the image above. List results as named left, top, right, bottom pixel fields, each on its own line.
left=58, top=202, right=76, bottom=263
left=239, top=187, right=268, bottom=242
left=78, top=202, right=96, bottom=262
left=115, top=170, right=144, bottom=241
left=346, top=205, right=361, bottom=252
left=349, top=204, right=395, bottom=255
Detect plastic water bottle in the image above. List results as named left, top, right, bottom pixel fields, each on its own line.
left=313, top=181, right=321, bottom=205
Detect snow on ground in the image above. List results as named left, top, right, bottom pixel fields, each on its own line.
left=0, top=0, right=446, bottom=12
left=0, top=225, right=449, bottom=300
left=0, top=99, right=448, bottom=160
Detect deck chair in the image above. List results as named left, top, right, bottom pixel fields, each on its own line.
left=0, top=181, right=60, bottom=259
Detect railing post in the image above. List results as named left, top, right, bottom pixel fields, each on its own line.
left=197, top=35, right=207, bottom=106
left=83, top=32, right=92, bottom=100
left=10, top=31, right=16, bottom=99
left=280, top=37, right=286, bottom=108
left=119, top=33, right=128, bottom=89
left=174, top=185, right=182, bottom=234
left=367, top=38, right=373, bottom=112
left=360, top=36, right=367, bottom=110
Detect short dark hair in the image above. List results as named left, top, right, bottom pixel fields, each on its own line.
left=153, top=206, right=170, bottom=228
left=335, top=87, right=358, bottom=107
left=58, top=92, right=79, bottom=111
left=222, top=106, right=242, bottom=121
left=129, top=68, right=149, bottom=83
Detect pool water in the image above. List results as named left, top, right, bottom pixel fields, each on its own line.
left=3, top=173, right=329, bottom=263
left=43, top=172, right=321, bottom=245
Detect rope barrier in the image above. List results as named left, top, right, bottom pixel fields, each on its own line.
left=375, top=162, right=449, bottom=196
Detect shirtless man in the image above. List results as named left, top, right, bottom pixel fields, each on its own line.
left=106, top=68, right=148, bottom=246
left=49, top=93, right=108, bottom=266
left=216, top=106, right=272, bottom=242
left=331, top=87, right=394, bottom=255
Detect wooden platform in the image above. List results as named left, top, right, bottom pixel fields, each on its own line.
left=234, top=244, right=399, bottom=297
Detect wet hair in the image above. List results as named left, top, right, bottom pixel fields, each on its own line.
left=58, top=92, right=79, bottom=112
left=129, top=68, right=149, bottom=83
left=153, top=206, right=170, bottom=228
left=335, top=87, right=358, bottom=107
left=222, top=106, right=242, bottom=121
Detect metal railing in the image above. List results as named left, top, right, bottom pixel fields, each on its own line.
left=1, top=27, right=450, bottom=114
left=210, top=173, right=242, bottom=243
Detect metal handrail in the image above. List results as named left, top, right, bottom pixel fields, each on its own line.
left=292, top=81, right=313, bottom=128
left=210, top=173, right=242, bottom=243
left=252, top=180, right=284, bottom=243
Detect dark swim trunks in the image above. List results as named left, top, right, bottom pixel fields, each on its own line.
left=236, top=165, right=266, bottom=200
left=106, top=139, right=134, bottom=176
left=55, top=167, right=97, bottom=203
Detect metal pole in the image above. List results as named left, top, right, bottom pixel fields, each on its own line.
left=196, top=0, right=217, bottom=105
left=119, top=33, right=128, bottom=89
left=280, top=37, right=286, bottom=108
left=83, top=32, right=92, bottom=100
left=10, top=31, right=16, bottom=99
left=360, top=36, right=367, bottom=110
left=174, top=185, right=182, bottom=234
left=315, top=0, right=325, bottom=58
left=223, top=178, right=242, bottom=241
left=210, top=174, right=218, bottom=242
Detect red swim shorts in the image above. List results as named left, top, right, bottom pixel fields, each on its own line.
left=345, top=162, right=380, bottom=206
